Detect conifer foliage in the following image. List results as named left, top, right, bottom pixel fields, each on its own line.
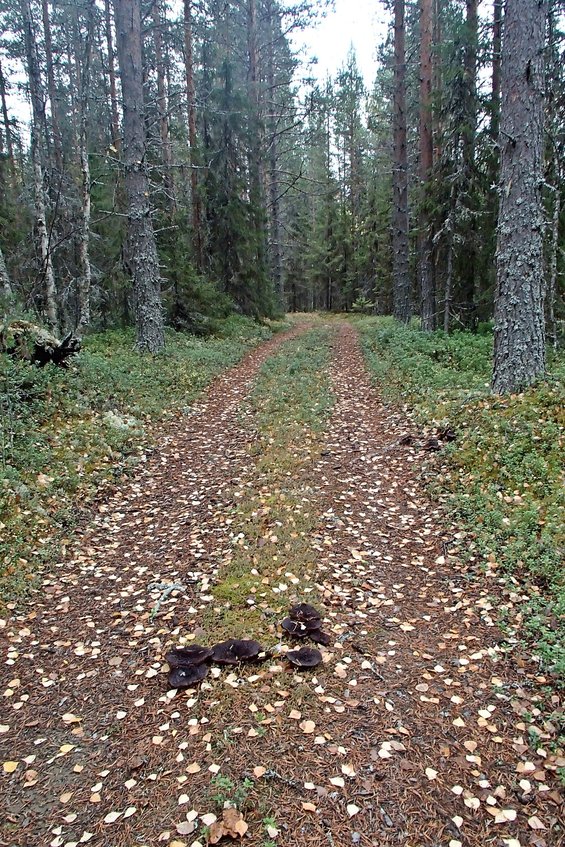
left=0, top=0, right=562, bottom=386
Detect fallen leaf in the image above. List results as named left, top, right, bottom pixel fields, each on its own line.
left=176, top=821, right=196, bottom=836
left=488, top=808, right=517, bottom=823
left=186, top=762, right=201, bottom=774
left=528, top=816, right=546, bottom=831
left=3, top=761, right=18, bottom=773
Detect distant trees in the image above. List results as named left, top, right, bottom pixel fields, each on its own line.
left=0, top=0, right=562, bottom=382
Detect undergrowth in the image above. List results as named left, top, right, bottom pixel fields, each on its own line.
left=0, top=316, right=285, bottom=603
left=356, top=316, right=564, bottom=678
left=204, top=325, right=334, bottom=641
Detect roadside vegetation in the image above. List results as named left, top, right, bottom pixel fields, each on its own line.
left=356, top=316, right=564, bottom=677
left=0, top=316, right=284, bottom=603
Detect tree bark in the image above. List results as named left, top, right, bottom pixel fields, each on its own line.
left=246, top=0, right=267, bottom=275
left=0, top=61, right=15, bottom=177
left=492, top=0, right=546, bottom=393
left=266, top=0, right=283, bottom=306
left=41, top=0, right=64, bottom=173
left=418, top=0, right=435, bottom=331
left=75, top=0, right=95, bottom=329
left=392, top=0, right=411, bottom=323
left=21, top=0, right=58, bottom=332
left=183, top=0, right=204, bottom=269
left=546, top=182, right=560, bottom=350
left=152, top=0, right=174, bottom=208
left=491, top=0, right=503, bottom=141
left=459, top=0, right=479, bottom=326
left=104, top=0, right=121, bottom=153
left=114, top=0, right=165, bottom=353
left=0, top=244, right=12, bottom=297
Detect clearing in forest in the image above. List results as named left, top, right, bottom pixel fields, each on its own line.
left=1, top=319, right=563, bottom=847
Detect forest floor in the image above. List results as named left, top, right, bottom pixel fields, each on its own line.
left=1, top=317, right=563, bottom=847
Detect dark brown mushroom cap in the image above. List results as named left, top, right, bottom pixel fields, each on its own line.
left=310, top=629, right=331, bottom=646
left=285, top=647, right=323, bottom=668
left=289, top=603, right=322, bottom=624
left=281, top=617, right=309, bottom=638
left=168, top=663, right=208, bottom=688
left=212, top=639, right=263, bottom=664
left=166, top=645, right=214, bottom=668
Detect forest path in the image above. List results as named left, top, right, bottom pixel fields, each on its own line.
left=1, top=319, right=562, bottom=847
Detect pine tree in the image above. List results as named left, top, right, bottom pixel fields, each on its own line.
left=114, top=0, right=165, bottom=352
left=492, top=0, right=546, bottom=393
left=392, top=0, right=411, bottom=322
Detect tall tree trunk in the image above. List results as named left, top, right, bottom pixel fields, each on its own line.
left=183, top=0, right=204, bottom=268
left=392, top=0, right=411, bottom=323
left=114, top=0, right=165, bottom=353
left=459, top=0, right=479, bottom=327
left=75, top=0, right=95, bottom=329
left=266, top=0, right=283, bottom=306
left=41, top=0, right=63, bottom=173
left=418, top=0, right=435, bottom=331
left=545, top=4, right=562, bottom=351
left=104, top=0, right=121, bottom=152
left=0, top=244, right=12, bottom=297
left=492, top=0, right=546, bottom=394
left=546, top=181, right=560, bottom=350
left=21, top=0, right=58, bottom=332
left=246, top=0, right=267, bottom=276
left=0, top=61, right=15, bottom=178
left=152, top=0, right=174, bottom=208
left=491, top=0, right=503, bottom=141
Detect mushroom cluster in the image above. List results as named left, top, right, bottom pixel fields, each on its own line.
left=164, top=601, right=330, bottom=688
left=281, top=602, right=331, bottom=647
left=165, top=639, right=263, bottom=689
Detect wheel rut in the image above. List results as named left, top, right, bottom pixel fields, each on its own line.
left=1, top=319, right=561, bottom=847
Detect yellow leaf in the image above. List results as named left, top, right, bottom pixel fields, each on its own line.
left=3, top=761, right=18, bottom=773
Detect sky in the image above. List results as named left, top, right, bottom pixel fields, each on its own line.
left=7, top=0, right=391, bottom=130
left=291, top=0, right=390, bottom=87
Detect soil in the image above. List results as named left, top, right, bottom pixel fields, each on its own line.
left=1, top=320, right=562, bottom=847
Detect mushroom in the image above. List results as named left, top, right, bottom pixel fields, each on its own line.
left=285, top=647, right=323, bottom=669
left=212, top=639, right=263, bottom=664
left=310, top=630, right=331, bottom=647
left=166, top=645, right=214, bottom=668
left=281, top=617, right=309, bottom=638
left=289, top=603, right=321, bottom=624
left=168, top=663, right=208, bottom=688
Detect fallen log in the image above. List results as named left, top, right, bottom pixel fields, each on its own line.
left=0, top=319, right=81, bottom=367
